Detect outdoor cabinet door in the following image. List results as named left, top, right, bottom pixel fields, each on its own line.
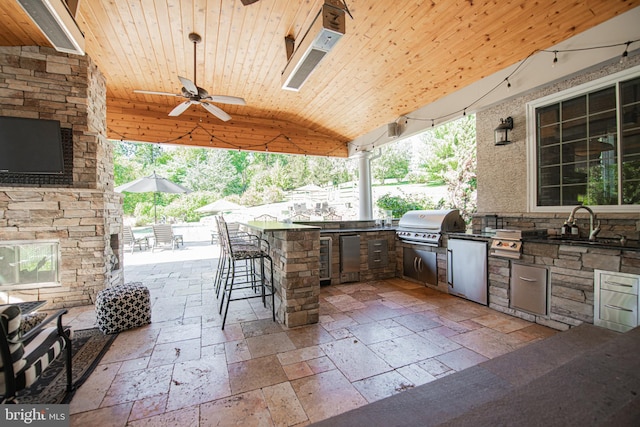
left=447, top=238, right=488, bottom=305
left=403, top=247, right=437, bottom=286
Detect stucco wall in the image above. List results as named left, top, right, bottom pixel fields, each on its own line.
left=477, top=52, right=640, bottom=215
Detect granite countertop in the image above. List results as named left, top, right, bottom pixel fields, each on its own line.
left=523, top=236, right=640, bottom=251
left=446, top=231, right=495, bottom=241
left=241, top=221, right=321, bottom=232
left=320, top=227, right=396, bottom=233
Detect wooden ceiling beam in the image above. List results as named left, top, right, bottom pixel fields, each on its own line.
left=106, top=98, right=348, bottom=157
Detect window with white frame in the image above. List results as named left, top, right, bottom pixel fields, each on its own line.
left=530, top=67, right=640, bottom=208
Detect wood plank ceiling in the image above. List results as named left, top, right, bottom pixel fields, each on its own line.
left=1, top=0, right=639, bottom=157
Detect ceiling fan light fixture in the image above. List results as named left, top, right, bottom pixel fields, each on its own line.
left=240, top=0, right=260, bottom=5
left=16, top=0, right=85, bottom=55
left=133, top=32, right=246, bottom=121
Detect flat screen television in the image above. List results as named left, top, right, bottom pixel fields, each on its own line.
left=0, top=116, right=65, bottom=174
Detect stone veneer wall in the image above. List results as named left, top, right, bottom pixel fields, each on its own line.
left=488, top=243, right=640, bottom=331
left=246, top=227, right=321, bottom=328
left=471, top=213, right=640, bottom=241
left=0, top=46, right=123, bottom=307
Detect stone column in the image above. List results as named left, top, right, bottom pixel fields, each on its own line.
left=357, top=150, right=374, bottom=220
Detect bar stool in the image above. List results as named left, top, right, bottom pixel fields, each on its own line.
left=213, top=216, right=256, bottom=299
left=215, top=216, right=275, bottom=329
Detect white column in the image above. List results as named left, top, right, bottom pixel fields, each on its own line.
left=357, top=150, right=374, bottom=220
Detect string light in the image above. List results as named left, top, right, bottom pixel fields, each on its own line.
left=621, top=41, right=631, bottom=63
left=393, top=38, right=640, bottom=142
left=108, top=124, right=338, bottom=156
left=116, top=39, right=638, bottom=156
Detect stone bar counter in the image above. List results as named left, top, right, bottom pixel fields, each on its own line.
left=239, top=221, right=321, bottom=328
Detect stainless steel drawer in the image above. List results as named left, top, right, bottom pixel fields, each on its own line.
left=599, top=289, right=638, bottom=328
left=510, top=263, right=548, bottom=316
left=599, top=273, right=638, bottom=295
left=368, top=239, right=388, bottom=269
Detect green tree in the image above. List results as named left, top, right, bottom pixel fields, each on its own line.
left=372, top=144, right=411, bottom=184
left=376, top=193, right=441, bottom=218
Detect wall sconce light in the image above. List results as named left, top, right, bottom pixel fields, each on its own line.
left=494, top=117, right=514, bottom=145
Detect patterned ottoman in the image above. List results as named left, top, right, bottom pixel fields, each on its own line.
left=96, top=282, right=151, bottom=334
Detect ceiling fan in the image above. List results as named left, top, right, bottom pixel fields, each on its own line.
left=133, top=32, right=246, bottom=122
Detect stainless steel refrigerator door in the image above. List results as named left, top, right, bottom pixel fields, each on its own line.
left=447, top=238, right=488, bottom=305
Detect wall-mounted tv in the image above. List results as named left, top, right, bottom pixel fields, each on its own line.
left=0, top=116, right=65, bottom=174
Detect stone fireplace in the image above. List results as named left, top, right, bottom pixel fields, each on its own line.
left=0, top=46, right=124, bottom=307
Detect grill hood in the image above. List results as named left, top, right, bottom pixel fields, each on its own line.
left=396, top=209, right=466, bottom=246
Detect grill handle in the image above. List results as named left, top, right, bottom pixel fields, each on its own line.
left=447, top=248, right=453, bottom=286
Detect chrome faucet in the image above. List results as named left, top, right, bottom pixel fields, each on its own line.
left=567, top=205, right=601, bottom=241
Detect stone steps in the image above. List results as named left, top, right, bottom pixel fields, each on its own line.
left=311, top=324, right=638, bottom=426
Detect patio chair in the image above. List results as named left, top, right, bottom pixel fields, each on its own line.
left=323, top=213, right=342, bottom=220
left=291, top=214, right=310, bottom=221
left=152, top=224, right=184, bottom=251
left=0, top=305, right=73, bottom=403
left=123, top=225, right=149, bottom=253
left=254, top=214, right=277, bottom=222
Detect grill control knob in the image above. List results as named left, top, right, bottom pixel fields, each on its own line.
left=497, top=241, right=503, bottom=246
left=510, top=242, right=517, bottom=248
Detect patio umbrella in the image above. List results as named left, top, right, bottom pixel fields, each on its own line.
left=195, top=199, right=244, bottom=214
left=115, top=172, right=191, bottom=223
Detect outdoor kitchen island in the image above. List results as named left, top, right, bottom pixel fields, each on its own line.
left=239, top=221, right=322, bottom=328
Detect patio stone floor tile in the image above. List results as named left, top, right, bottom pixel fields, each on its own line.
left=64, top=242, right=557, bottom=426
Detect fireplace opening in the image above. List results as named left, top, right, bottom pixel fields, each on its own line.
left=0, top=240, right=60, bottom=291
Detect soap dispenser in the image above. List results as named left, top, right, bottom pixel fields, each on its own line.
left=570, top=221, right=579, bottom=237
left=561, top=221, right=571, bottom=236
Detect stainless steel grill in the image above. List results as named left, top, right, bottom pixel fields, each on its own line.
left=396, top=209, right=466, bottom=246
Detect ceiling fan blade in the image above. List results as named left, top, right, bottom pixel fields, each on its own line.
left=168, top=101, right=193, bottom=116
left=134, top=89, right=181, bottom=97
left=178, top=76, right=198, bottom=95
left=209, top=95, right=247, bottom=106
left=201, top=103, right=231, bottom=121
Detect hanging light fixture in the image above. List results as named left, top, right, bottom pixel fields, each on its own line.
left=494, top=117, right=514, bottom=145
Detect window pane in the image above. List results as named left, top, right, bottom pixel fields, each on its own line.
left=562, top=95, right=586, bottom=120
left=589, top=110, right=616, bottom=139
left=540, top=165, right=560, bottom=186
left=620, top=76, right=640, bottom=105
left=539, top=187, right=560, bottom=206
left=621, top=76, right=640, bottom=205
left=540, top=145, right=560, bottom=166
left=562, top=161, right=587, bottom=185
left=563, top=184, right=587, bottom=205
left=589, top=86, right=616, bottom=113
left=539, top=123, right=560, bottom=146
left=562, top=117, right=586, bottom=142
left=538, top=104, right=559, bottom=127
